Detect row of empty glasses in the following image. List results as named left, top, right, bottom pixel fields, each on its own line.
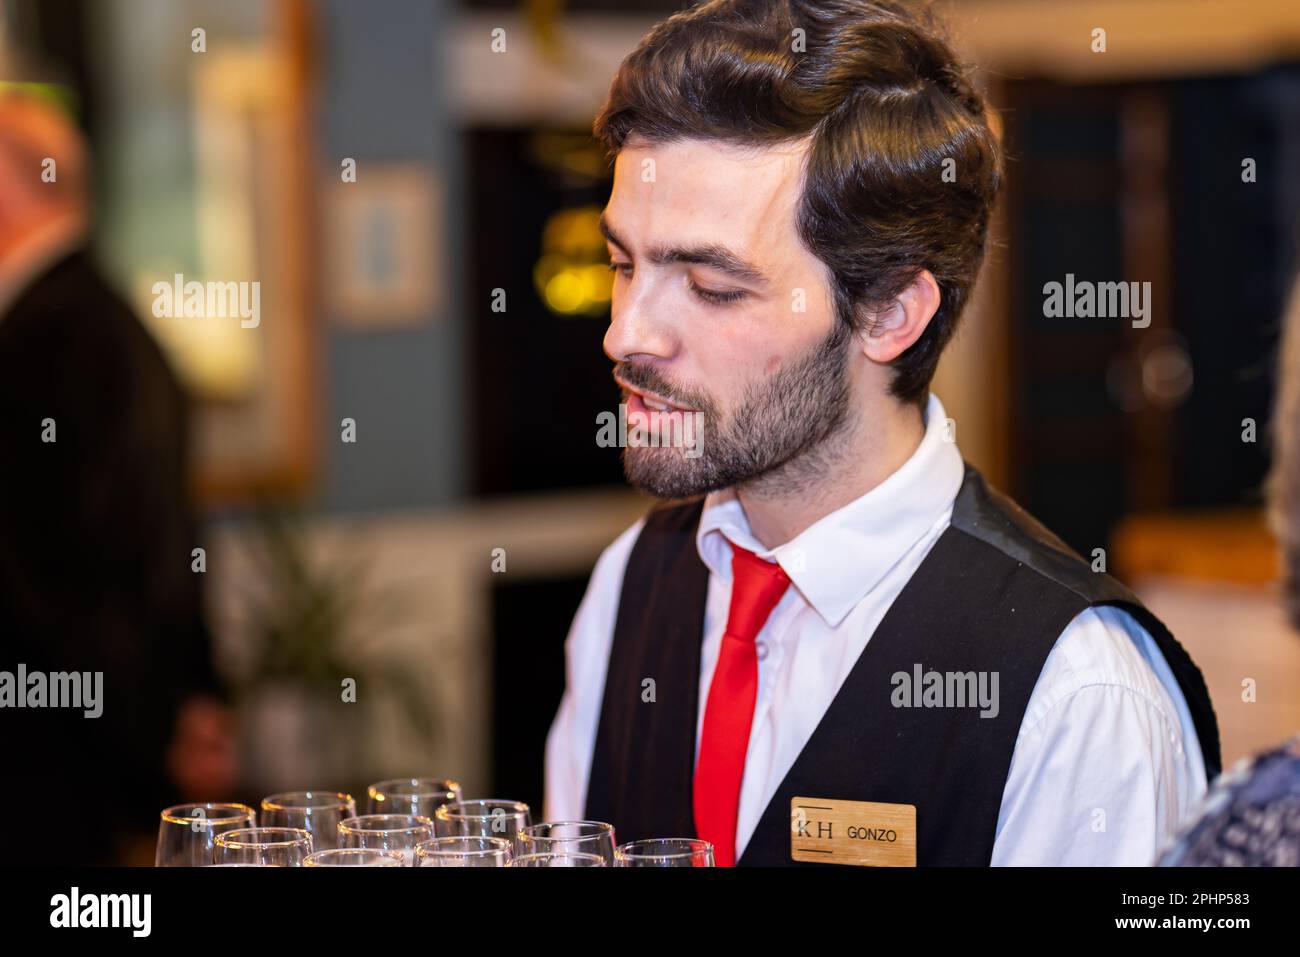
left=156, top=778, right=714, bottom=867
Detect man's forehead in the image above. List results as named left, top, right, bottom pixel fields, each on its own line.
left=607, top=136, right=807, bottom=254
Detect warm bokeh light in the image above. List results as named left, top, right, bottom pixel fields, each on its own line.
left=533, top=205, right=614, bottom=317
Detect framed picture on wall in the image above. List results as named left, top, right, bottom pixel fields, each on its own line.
left=94, top=0, right=318, bottom=504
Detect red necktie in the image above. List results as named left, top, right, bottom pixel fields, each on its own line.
left=693, top=543, right=791, bottom=867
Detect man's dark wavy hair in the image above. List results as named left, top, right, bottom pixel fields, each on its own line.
left=593, top=0, right=1003, bottom=406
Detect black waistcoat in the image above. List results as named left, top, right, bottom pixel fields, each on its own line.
left=583, top=464, right=1222, bottom=866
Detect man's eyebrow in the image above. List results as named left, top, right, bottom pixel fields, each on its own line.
left=599, top=214, right=628, bottom=253
left=599, top=213, right=770, bottom=287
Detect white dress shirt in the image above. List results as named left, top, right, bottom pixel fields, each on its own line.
left=545, top=393, right=1208, bottom=865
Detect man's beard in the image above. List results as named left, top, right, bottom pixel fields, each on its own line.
left=615, top=318, right=855, bottom=500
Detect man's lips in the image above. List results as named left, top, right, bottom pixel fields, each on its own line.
left=616, top=379, right=696, bottom=414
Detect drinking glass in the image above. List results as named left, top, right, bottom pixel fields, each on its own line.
left=507, top=852, right=606, bottom=867
left=337, top=814, right=433, bottom=866
left=213, top=827, right=313, bottom=866
left=614, top=839, right=715, bottom=867
left=366, top=777, right=462, bottom=818
left=304, top=848, right=405, bottom=867
left=261, top=791, right=356, bottom=851
left=519, top=822, right=616, bottom=865
left=156, top=803, right=257, bottom=867
left=434, top=800, right=531, bottom=855
left=415, top=836, right=512, bottom=867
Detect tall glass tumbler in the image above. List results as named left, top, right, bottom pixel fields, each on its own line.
left=614, top=839, right=715, bottom=867
left=434, top=800, right=531, bottom=856
left=155, top=803, right=256, bottom=867
left=213, top=827, right=313, bottom=866
left=261, top=791, right=356, bottom=851
left=337, top=814, right=433, bottom=866
left=365, top=778, right=462, bottom=819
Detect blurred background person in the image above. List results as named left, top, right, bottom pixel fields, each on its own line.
left=1155, top=268, right=1300, bottom=867
left=0, top=79, right=235, bottom=863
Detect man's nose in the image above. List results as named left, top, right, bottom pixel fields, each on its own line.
left=603, top=277, right=676, bottom=363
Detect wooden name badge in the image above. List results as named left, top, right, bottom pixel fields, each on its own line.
left=790, top=797, right=917, bottom=867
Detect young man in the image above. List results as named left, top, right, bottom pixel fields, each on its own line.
left=545, top=0, right=1221, bottom=866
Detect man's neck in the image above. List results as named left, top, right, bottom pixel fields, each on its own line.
left=735, top=396, right=927, bottom=549
left=0, top=211, right=88, bottom=319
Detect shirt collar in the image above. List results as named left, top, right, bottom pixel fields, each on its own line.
left=695, top=392, right=965, bottom=628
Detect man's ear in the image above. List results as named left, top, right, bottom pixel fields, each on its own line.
left=859, top=269, right=942, bottom=364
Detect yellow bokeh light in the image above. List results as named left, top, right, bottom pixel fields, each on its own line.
left=545, top=270, right=587, bottom=314
left=581, top=264, right=614, bottom=304
left=535, top=205, right=614, bottom=317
